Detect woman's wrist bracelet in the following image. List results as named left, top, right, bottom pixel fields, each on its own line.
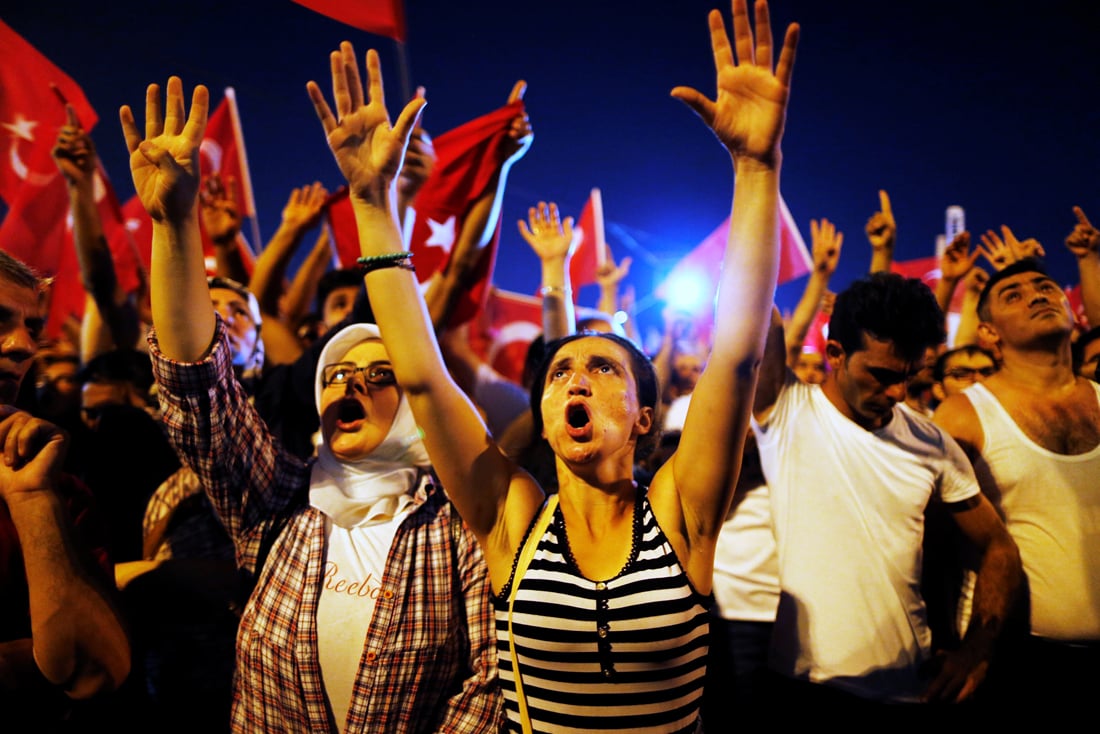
left=539, top=284, right=572, bottom=298
left=357, top=252, right=415, bottom=274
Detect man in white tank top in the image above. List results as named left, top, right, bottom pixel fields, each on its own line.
left=934, top=255, right=1100, bottom=703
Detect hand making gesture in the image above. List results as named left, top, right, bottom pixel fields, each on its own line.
left=51, top=105, right=96, bottom=187
left=810, top=217, right=843, bottom=276
left=518, top=201, right=578, bottom=263
left=1065, top=206, right=1099, bottom=259
left=671, top=0, right=798, bottom=168
left=119, top=77, right=209, bottom=223
left=307, top=43, right=425, bottom=205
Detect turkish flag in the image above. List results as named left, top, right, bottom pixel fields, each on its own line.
left=467, top=287, right=542, bottom=385
left=325, top=101, right=523, bottom=324
left=291, top=0, right=407, bottom=41
left=1064, top=283, right=1089, bottom=329
left=655, top=193, right=811, bottom=319
left=120, top=194, right=154, bottom=273
left=0, top=20, right=100, bottom=335
left=406, top=100, right=521, bottom=326
left=324, top=187, right=360, bottom=268
left=570, top=188, right=606, bottom=296
left=198, top=89, right=258, bottom=274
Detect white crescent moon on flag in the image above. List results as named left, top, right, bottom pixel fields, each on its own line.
left=487, top=321, right=542, bottom=365
left=8, top=141, right=56, bottom=188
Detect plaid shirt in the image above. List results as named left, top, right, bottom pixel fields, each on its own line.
left=150, top=320, right=502, bottom=733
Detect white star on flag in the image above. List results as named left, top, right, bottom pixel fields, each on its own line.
left=424, top=215, right=456, bottom=255
left=1, top=114, right=37, bottom=142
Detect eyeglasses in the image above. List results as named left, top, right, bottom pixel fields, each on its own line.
left=943, top=366, right=997, bottom=381
left=322, top=362, right=397, bottom=388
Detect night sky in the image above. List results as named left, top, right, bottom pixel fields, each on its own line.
left=4, top=1, right=1098, bottom=343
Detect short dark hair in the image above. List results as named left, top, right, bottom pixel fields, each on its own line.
left=316, top=268, right=363, bottom=313
left=977, top=257, right=1050, bottom=322
left=829, top=272, right=945, bottom=363
left=932, top=344, right=995, bottom=382
left=529, top=331, right=660, bottom=461
left=0, top=250, right=47, bottom=292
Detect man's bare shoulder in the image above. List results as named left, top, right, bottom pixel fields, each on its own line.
left=933, top=392, right=983, bottom=459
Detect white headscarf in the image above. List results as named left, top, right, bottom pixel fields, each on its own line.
left=308, top=323, right=431, bottom=528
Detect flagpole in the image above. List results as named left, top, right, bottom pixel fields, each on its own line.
left=395, top=40, right=412, bottom=106
left=225, top=87, right=262, bottom=253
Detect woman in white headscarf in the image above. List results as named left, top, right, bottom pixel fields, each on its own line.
left=146, top=314, right=501, bottom=733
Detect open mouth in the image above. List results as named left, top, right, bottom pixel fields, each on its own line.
left=335, top=398, right=366, bottom=430
left=565, top=402, right=592, bottom=439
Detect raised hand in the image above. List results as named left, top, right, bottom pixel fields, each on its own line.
left=865, top=190, right=896, bottom=253
left=518, top=201, right=578, bottom=262
left=199, top=173, right=241, bottom=244
left=280, top=180, right=329, bottom=231
left=596, top=249, right=632, bottom=289
left=307, top=42, right=425, bottom=204
left=120, top=77, right=209, bottom=223
left=1066, top=206, right=1099, bottom=259
left=671, top=0, right=798, bottom=168
left=398, top=120, right=436, bottom=204
left=810, top=217, right=843, bottom=275
left=940, top=231, right=980, bottom=282
left=51, top=105, right=96, bottom=186
left=501, top=81, right=534, bottom=165
left=979, top=224, right=1045, bottom=270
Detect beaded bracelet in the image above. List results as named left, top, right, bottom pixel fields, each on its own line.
left=357, top=252, right=415, bottom=274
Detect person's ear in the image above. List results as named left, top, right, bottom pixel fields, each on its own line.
left=635, top=406, right=654, bottom=437
left=825, top=340, right=845, bottom=371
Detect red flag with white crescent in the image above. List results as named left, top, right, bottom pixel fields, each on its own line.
left=0, top=20, right=100, bottom=336
left=467, top=287, right=542, bottom=385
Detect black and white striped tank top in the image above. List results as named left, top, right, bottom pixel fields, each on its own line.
left=494, top=490, right=710, bottom=733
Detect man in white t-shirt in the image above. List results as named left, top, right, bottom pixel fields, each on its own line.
left=752, top=273, right=1022, bottom=705
left=935, top=255, right=1100, bottom=703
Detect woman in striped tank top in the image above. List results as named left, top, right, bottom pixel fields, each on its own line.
left=306, top=1, right=799, bottom=729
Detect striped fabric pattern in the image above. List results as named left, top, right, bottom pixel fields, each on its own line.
left=495, top=492, right=710, bottom=733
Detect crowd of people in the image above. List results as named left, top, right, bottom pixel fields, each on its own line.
left=2, top=0, right=1099, bottom=730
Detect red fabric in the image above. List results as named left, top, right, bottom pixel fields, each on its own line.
left=327, top=103, right=523, bottom=326
left=570, top=188, right=604, bottom=293
left=0, top=20, right=99, bottom=336
left=407, top=101, right=521, bottom=325
left=120, top=193, right=154, bottom=273
left=325, top=187, right=360, bottom=268
left=199, top=90, right=257, bottom=272
left=656, top=194, right=810, bottom=322
left=1064, top=283, right=1089, bottom=329
left=468, top=288, right=542, bottom=385
left=291, top=0, right=407, bottom=41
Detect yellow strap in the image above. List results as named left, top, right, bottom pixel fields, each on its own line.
left=507, top=494, right=559, bottom=734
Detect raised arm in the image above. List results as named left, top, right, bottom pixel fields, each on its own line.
left=518, top=201, right=578, bottom=341
left=935, top=231, right=979, bottom=317
left=120, top=77, right=214, bottom=361
left=786, top=217, right=841, bottom=365
left=306, top=44, right=542, bottom=588
left=662, top=0, right=798, bottom=572
left=250, top=182, right=328, bottom=318
left=866, top=189, right=896, bottom=274
left=1066, top=206, right=1100, bottom=328
left=423, top=83, right=533, bottom=331
left=51, top=106, right=140, bottom=361
left=0, top=407, right=130, bottom=699
left=199, top=174, right=252, bottom=285
left=595, top=248, right=632, bottom=318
